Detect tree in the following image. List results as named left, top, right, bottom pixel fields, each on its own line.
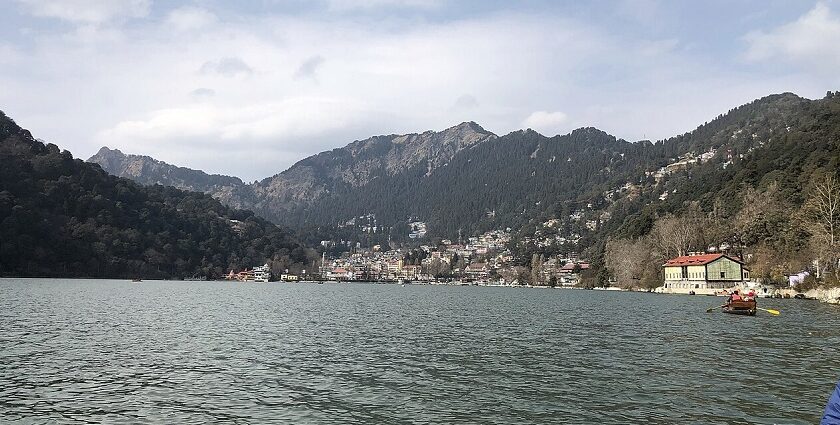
left=605, top=237, right=650, bottom=289
left=530, top=253, right=544, bottom=285
left=801, top=175, right=840, bottom=280
left=648, top=209, right=703, bottom=259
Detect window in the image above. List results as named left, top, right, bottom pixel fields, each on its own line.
left=720, top=271, right=726, bottom=279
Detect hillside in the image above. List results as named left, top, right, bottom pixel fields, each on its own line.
left=88, top=147, right=247, bottom=193
left=0, top=111, right=316, bottom=279
left=91, top=121, right=497, bottom=222
left=88, top=92, right=840, bottom=273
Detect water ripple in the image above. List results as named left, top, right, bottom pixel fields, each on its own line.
left=1, top=279, right=838, bottom=424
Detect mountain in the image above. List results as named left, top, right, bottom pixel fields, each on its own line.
left=88, top=147, right=246, bottom=193
left=87, top=147, right=258, bottom=210
left=249, top=121, right=496, bottom=221
left=91, top=121, right=497, bottom=220
left=88, top=92, right=840, bottom=258
left=0, top=110, right=315, bottom=279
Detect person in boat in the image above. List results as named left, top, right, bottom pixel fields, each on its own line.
left=745, top=289, right=756, bottom=300
left=727, top=290, right=742, bottom=303
left=822, top=380, right=840, bottom=424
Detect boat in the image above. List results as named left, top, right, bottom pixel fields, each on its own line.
left=722, top=300, right=757, bottom=316
left=131, top=278, right=142, bottom=282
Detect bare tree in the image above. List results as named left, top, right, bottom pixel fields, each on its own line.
left=802, top=175, right=840, bottom=279
left=649, top=210, right=703, bottom=259
left=605, top=238, right=650, bottom=289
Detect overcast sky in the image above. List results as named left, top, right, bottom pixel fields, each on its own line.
left=1, top=0, right=838, bottom=180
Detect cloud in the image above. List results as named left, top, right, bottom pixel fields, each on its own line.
left=190, top=88, right=216, bottom=98
left=15, top=0, right=150, bottom=24
left=99, top=97, right=370, bottom=147
left=453, top=94, right=479, bottom=109
left=166, top=7, right=217, bottom=31
left=522, top=111, right=568, bottom=135
left=294, top=55, right=325, bottom=79
left=199, top=57, right=253, bottom=77
left=638, top=38, right=679, bottom=57
left=744, top=2, right=840, bottom=77
left=1, top=3, right=831, bottom=180
left=325, top=0, right=441, bottom=12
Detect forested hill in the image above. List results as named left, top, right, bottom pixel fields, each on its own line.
left=90, top=121, right=497, bottom=222
left=591, top=91, right=840, bottom=288
left=87, top=92, right=840, bottom=258
left=0, top=110, right=316, bottom=279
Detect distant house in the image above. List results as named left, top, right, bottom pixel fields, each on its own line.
left=465, top=263, right=489, bottom=280
left=279, top=273, right=299, bottom=282
left=252, top=264, right=270, bottom=282
left=559, top=262, right=590, bottom=274
left=327, top=268, right=354, bottom=281
left=660, top=253, right=749, bottom=294
left=400, top=265, right=421, bottom=280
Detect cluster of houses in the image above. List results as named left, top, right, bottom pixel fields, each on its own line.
left=224, top=251, right=791, bottom=299
left=319, top=230, right=592, bottom=285
left=321, top=230, right=513, bottom=282
left=225, top=264, right=271, bottom=282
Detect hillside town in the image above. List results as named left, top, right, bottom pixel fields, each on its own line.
left=319, top=229, right=589, bottom=285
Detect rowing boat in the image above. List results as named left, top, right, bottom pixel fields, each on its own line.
left=722, top=300, right=756, bottom=316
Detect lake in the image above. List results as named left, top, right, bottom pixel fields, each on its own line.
left=1, top=279, right=838, bottom=424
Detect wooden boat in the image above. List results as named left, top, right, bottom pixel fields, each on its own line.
left=723, top=300, right=756, bottom=316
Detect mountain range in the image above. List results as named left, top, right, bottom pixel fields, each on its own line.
left=90, top=121, right=497, bottom=226
left=88, top=92, right=840, bottom=256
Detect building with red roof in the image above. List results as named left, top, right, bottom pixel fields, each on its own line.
left=660, top=253, right=749, bottom=294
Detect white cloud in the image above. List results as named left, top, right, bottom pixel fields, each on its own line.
left=199, top=57, right=254, bottom=77
left=744, top=2, right=840, bottom=77
left=325, top=0, right=441, bottom=12
left=99, top=97, right=370, bottom=147
left=190, top=88, right=216, bottom=98
left=0, top=4, right=831, bottom=180
left=522, top=111, right=568, bottom=136
left=294, top=55, right=325, bottom=80
left=453, top=94, right=479, bottom=109
left=16, top=0, right=150, bottom=24
left=166, top=7, right=217, bottom=31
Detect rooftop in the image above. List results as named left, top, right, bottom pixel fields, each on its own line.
left=664, top=253, right=742, bottom=266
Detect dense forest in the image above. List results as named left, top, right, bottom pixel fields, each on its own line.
left=0, top=111, right=316, bottom=279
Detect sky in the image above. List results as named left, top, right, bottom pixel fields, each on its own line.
left=1, top=0, right=838, bottom=181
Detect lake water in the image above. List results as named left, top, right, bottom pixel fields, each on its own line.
left=1, top=279, right=838, bottom=424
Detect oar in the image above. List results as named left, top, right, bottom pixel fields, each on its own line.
left=757, top=307, right=780, bottom=315
left=706, top=304, right=727, bottom=313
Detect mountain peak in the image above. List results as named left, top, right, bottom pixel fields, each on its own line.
left=448, top=121, right=489, bottom=134
left=87, top=147, right=245, bottom=194
left=95, top=146, right=124, bottom=157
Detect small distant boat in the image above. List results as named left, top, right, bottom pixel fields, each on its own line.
left=722, top=300, right=757, bottom=316
left=131, top=278, right=142, bottom=282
